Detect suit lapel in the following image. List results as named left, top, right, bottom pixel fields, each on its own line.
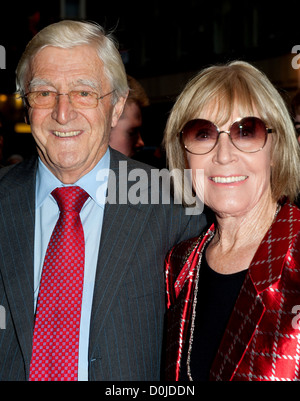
left=88, top=150, right=153, bottom=356
left=0, top=158, right=37, bottom=376
left=210, top=201, right=296, bottom=381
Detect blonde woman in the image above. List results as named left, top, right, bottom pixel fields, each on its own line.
left=164, top=61, right=300, bottom=381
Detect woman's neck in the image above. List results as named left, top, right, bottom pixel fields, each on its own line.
left=206, top=196, right=278, bottom=274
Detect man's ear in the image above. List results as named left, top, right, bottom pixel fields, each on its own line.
left=111, top=94, right=128, bottom=128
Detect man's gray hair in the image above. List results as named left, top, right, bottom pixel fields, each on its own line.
left=16, top=20, right=129, bottom=104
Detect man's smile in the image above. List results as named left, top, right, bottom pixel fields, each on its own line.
left=52, top=130, right=82, bottom=138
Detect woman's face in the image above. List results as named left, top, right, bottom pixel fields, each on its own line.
left=186, top=105, right=274, bottom=218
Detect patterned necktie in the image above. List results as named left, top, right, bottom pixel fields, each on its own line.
left=29, top=186, right=89, bottom=381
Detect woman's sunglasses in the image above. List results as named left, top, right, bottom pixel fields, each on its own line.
left=180, top=116, right=273, bottom=155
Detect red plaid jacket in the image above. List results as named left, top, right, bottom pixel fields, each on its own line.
left=165, top=200, right=300, bottom=381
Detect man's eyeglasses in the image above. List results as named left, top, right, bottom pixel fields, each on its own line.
left=180, top=116, right=273, bottom=154
left=22, top=89, right=115, bottom=109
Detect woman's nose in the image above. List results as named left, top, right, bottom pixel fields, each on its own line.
left=212, top=132, right=238, bottom=164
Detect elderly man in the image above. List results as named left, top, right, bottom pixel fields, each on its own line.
left=0, top=20, right=206, bottom=381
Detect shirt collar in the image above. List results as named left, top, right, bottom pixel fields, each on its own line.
left=36, top=148, right=110, bottom=209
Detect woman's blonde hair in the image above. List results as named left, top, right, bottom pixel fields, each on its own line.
left=164, top=60, right=300, bottom=204
left=16, top=20, right=128, bottom=104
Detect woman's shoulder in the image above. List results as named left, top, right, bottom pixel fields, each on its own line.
left=165, top=223, right=214, bottom=277
left=278, top=199, right=300, bottom=230
left=166, top=236, right=200, bottom=271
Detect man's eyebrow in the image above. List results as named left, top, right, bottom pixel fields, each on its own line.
left=75, top=79, right=101, bottom=91
left=28, top=78, right=53, bottom=90
left=27, top=78, right=102, bottom=92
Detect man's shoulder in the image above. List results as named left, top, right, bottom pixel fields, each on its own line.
left=0, top=164, right=14, bottom=179
left=109, top=147, right=155, bottom=173
left=109, top=148, right=206, bottom=220
left=0, top=157, right=37, bottom=194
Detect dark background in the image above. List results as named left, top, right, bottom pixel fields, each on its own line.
left=0, top=0, right=299, bottom=163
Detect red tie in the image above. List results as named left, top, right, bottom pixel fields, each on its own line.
left=29, top=186, right=89, bottom=381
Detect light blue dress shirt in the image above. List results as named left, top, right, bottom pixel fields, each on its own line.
left=34, top=149, right=110, bottom=381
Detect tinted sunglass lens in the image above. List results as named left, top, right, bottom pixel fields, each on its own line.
left=182, top=119, right=218, bottom=154
left=231, top=117, right=267, bottom=152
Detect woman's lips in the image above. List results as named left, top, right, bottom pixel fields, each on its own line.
left=209, top=175, right=248, bottom=184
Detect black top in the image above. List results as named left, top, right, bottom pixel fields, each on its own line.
left=181, top=251, right=247, bottom=381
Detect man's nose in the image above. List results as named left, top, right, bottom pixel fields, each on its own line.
left=51, top=94, right=78, bottom=125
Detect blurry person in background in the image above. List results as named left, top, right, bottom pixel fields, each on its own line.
left=109, top=75, right=149, bottom=157
left=6, top=154, right=24, bottom=165
left=163, top=61, right=300, bottom=381
left=291, top=90, right=300, bottom=144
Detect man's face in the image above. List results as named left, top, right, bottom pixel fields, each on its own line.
left=27, top=45, right=126, bottom=183
left=109, top=101, right=144, bottom=157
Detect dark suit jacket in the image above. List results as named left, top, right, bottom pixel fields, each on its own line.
left=0, top=148, right=207, bottom=381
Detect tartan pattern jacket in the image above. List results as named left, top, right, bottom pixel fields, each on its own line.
left=165, top=200, right=300, bottom=381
